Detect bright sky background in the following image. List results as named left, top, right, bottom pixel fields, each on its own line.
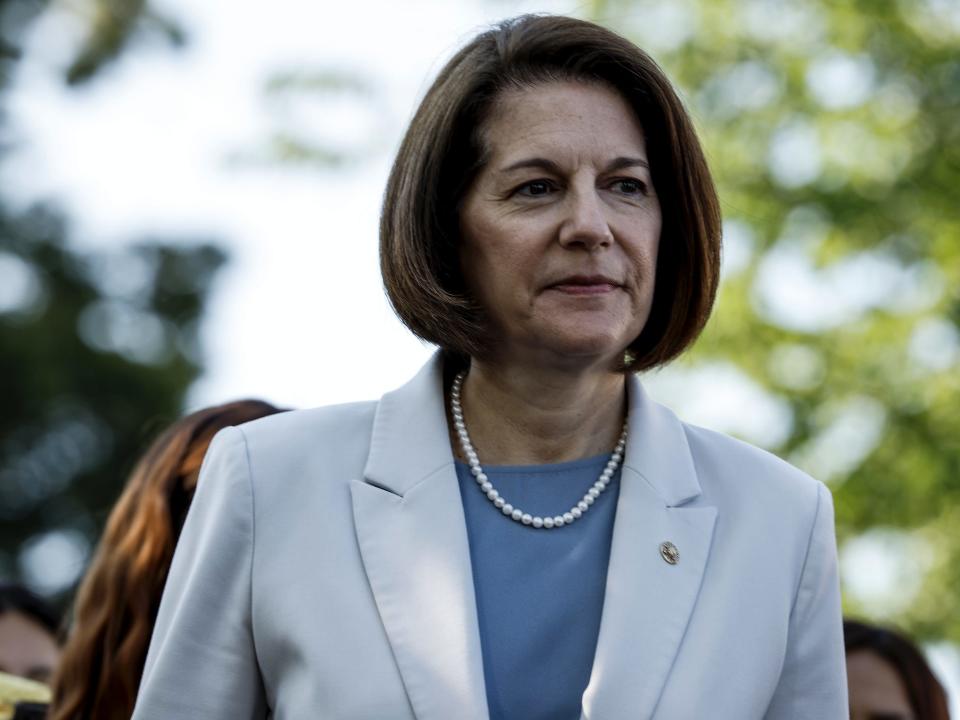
left=6, top=0, right=959, bottom=706
left=6, top=0, right=582, bottom=411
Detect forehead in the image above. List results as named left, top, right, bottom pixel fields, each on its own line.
left=480, top=80, right=648, bottom=162
left=846, top=650, right=915, bottom=717
left=0, top=610, right=59, bottom=665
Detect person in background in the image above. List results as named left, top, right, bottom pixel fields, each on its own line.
left=47, top=399, right=285, bottom=720
left=845, top=618, right=951, bottom=720
left=0, top=584, right=60, bottom=684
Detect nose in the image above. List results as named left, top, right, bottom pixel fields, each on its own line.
left=558, top=189, right=613, bottom=251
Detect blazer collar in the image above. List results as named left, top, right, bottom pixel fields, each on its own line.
left=582, top=373, right=716, bottom=719
left=363, top=355, right=704, bottom=506
left=362, top=352, right=451, bottom=497
left=622, top=372, right=703, bottom=507
left=356, top=353, right=714, bottom=720
left=353, top=353, right=489, bottom=720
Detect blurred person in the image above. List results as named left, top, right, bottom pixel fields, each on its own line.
left=0, top=584, right=60, bottom=684
left=845, top=618, right=951, bottom=720
left=47, top=400, right=284, bottom=720
left=133, top=15, right=846, bottom=719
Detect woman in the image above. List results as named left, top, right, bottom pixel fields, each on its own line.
left=133, top=15, right=847, bottom=719
left=845, top=619, right=950, bottom=720
left=0, top=584, right=60, bottom=685
left=48, top=400, right=284, bottom=720
left=0, top=585, right=60, bottom=719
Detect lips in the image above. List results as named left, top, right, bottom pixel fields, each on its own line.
left=546, top=274, right=622, bottom=294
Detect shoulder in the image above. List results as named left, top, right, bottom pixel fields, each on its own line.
left=236, top=400, right=377, bottom=448
left=683, top=421, right=817, bottom=493
left=234, top=400, right=377, bottom=473
left=194, top=401, right=380, bottom=531
left=675, top=417, right=838, bottom=612
left=677, top=418, right=828, bottom=538
left=198, top=401, right=378, bottom=493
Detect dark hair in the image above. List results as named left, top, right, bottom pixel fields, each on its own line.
left=0, top=583, right=60, bottom=638
left=381, top=14, right=721, bottom=371
left=48, top=400, right=286, bottom=720
left=844, top=619, right=951, bottom=720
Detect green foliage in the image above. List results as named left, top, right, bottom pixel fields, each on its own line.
left=66, top=0, right=185, bottom=86
left=0, top=0, right=221, bottom=603
left=1, top=0, right=183, bottom=86
left=0, top=202, right=225, bottom=601
left=592, top=0, right=960, bottom=641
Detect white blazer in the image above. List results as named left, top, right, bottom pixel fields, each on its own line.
left=132, top=354, right=847, bottom=719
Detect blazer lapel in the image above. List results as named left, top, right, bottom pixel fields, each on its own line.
left=582, top=377, right=717, bottom=720
left=351, top=355, right=489, bottom=720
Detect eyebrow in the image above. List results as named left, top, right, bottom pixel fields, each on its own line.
left=500, top=156, right=649, bottom=174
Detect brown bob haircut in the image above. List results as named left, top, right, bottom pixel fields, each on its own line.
left=381, top=14, right=721, bottom=372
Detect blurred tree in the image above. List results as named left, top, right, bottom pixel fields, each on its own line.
left=0, top=205, right=225, bottom=599
left=0, top=0, right=224, bottom=603
left=230, top=68, right=387, bottom=170
left=0, top=0, right=185, bottom=86
left=589, top=0, right=960, bottom=642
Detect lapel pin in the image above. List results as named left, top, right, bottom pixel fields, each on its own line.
left=659, top=541, right=680, bottom=565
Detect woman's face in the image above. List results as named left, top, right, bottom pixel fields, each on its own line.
left=847, top=649, right=915, bottom=720
left=0, top=610, right=60, bottom=683
left=458, top=80, right=661, bottom=370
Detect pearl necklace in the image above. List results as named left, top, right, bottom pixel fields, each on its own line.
left=450, top=370, right=628, bottom=530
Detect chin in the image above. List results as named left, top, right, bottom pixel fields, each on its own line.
left=532, top=329, right=633, bottom=365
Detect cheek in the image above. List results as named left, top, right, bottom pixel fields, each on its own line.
left=642, top=211, right=663, bottom=283
left=461, top=236, right=503, bottom=295
left=466, top=248, right=532, bottom=318
left=648, top=241, right=661, bottom=290
left=625, top=237, right=660, bottom=296
left=462, top=228, right=537, bottom=296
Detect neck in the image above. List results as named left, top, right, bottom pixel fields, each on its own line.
left=451, top=358, right=627, bottom=466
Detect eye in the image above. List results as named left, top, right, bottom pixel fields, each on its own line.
left=611, top=178, right=648, bottom=196
left=515, top=180, right=556, bottom=197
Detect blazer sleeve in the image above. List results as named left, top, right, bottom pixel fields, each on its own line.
left=764, top=481, right=848, bottom=719
left=131, top=426, right=268, bottom=720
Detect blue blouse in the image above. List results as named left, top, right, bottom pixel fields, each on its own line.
left=455, top=454, right=622, bottom=720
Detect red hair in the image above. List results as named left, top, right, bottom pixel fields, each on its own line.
left=48, top=400, right=284, bottom=720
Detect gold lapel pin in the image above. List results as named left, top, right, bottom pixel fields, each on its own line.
left=659, top=541, right=680, bottom=565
